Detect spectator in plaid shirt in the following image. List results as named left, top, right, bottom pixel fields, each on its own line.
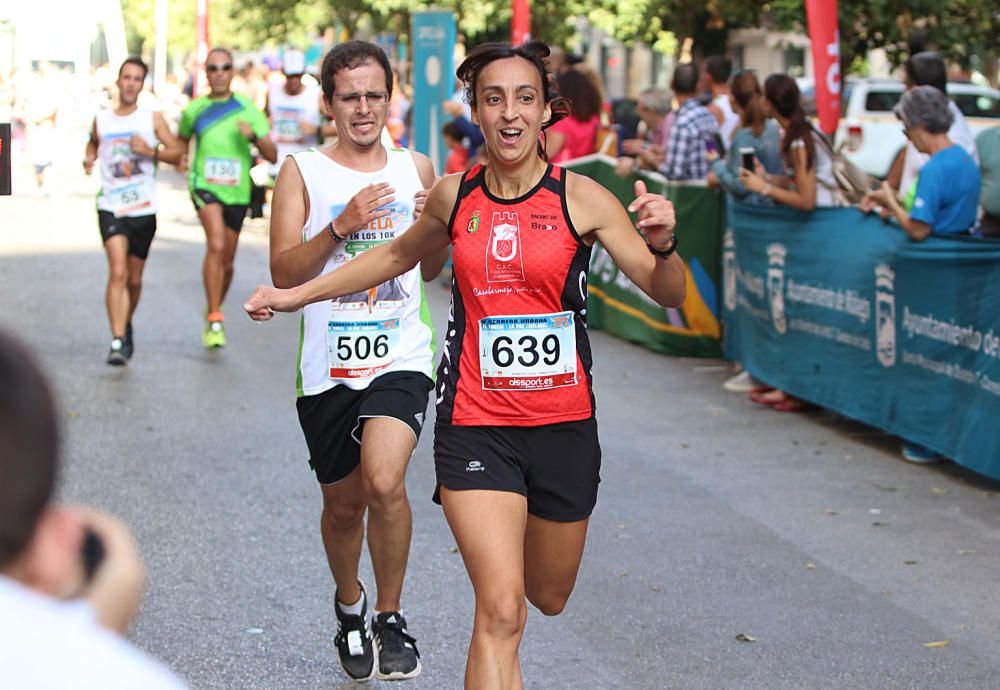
left=660, top=63, right=719, bottom=180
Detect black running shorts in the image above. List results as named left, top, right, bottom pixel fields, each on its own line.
left=190, top=188, right=248, bottom=233
left=98, top=211, right=157, bottom=260
left=296, top=371, right=434, bottom=485
left=433, top=417, right=602, bottom=522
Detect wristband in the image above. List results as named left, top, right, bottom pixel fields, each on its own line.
left=248, top=132, right=258, bottom=144
left=327, top=220, right=348, bottom=243
left=153, top=143, right=160, bottom=164
left=646, top=233, right=678, bottom=259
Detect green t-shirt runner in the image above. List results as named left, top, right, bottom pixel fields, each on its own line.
left=179, top=93, right=269, bottom=206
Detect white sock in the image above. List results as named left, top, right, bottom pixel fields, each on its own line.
left=337, top=590, right=365, bottom=617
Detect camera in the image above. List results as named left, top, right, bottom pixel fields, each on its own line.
left=81, top=527, right=105, bottom=585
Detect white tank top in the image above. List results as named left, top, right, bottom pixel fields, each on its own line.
left=268, top=84, right=320, bottom=176
left=713, top=93, right=741, bottom=146
left=292, top=147, right=435, bottom=396
left=96, top=106, right=157, bottom=217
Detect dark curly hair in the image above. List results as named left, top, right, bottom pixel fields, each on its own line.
left=456, top=40, right=570, bottom=160
left=556, top=69, right=602, bottom=122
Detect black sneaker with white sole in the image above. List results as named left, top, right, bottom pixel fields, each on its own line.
left=373, top=612, right=421, bottom=680
left=334, top=583, right=375, bottom=682
left=106, top=338, right=127, bottom=366
left=122, top=322, right=134, bottom=360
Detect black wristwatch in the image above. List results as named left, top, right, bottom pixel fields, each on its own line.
left=646, top=233, right=678, bottom=259
left=248, top=132, right=258, bottom=144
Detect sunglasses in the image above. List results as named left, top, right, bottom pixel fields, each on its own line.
left=206, top=64, right=233, bottom=73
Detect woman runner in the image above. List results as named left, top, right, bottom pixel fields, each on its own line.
left=245, top=41, right=686, bottom=689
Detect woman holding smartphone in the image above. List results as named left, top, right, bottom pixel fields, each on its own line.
left=706, top=71, right=782, bottom=205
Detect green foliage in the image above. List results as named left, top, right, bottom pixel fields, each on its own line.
left=119, top=0, right=999, bottom=72
left=768, top=0, right=1000, bottom=71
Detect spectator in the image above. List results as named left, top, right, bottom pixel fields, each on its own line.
left=546, top=69, right=602, bottom=163
left=863, top=86, right=980, bottom=240
left=703, top=55, right=740, bottom=145
left=739, top=74, right=843, bottom=412
left=442, top=120, right=469, bottom=174
left=660, top=63, right=719, bottom=180
left=886, top=52, right=979, bottom=203
left=862, top=86, right=980, bottom=463
left=739, top=74, right=840, bottom=210
left=443, top=78, right=485, bottom=159
left=709, top=70, right=785, bottom=394
left=617, top=87, right=674, bottom=175
left=0, top=331, right=188, bottom=689
left=572, top=62, right=613, bottom=124
left=976, top=127, right=1000, bottom=237
left=706, top=70, right=782, bottom=205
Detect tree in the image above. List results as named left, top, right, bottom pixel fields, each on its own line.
left=768, top=0, right=1000, bottom=73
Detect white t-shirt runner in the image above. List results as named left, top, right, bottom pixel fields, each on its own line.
left=268, top=84, right=320, bottom=177
left=291, top=146, right=435, bottom=396
left=96, top=106, right=158, bottom=218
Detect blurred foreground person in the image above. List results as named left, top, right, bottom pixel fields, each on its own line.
left=0, top=330, right=188, bottom=689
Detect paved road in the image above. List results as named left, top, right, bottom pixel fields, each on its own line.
left=3, top=157, right=1000, bottom=689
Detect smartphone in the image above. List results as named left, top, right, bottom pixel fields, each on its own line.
left=704, top=137, right=718, bottom=156
left=81, top=527, right=105, bottom=585
left=740, top=147, right=755, bottom=171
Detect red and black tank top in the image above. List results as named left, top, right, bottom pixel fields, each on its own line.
left=435, top=163, right=594, bottom=427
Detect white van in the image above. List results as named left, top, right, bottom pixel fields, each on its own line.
left=834, top=78, right=1000, bottom=178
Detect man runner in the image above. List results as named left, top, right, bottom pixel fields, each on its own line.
left=178, top=48, right=277, bottom=348
left=265, top=49, right=321, bottom=184
left=84, top=57, right=184, bottom=365
left=267, top=40, right=446, bottom=682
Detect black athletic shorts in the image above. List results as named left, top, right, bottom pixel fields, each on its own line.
left=190, top=188, right=248, bottom=233
left=296, top=371, right=434, bottom=485
left=98, top=210, right=157, bottom=260
left=433, top=417, right=602, bottom=522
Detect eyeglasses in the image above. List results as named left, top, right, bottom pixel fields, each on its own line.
left=333, top=91, right=390, bottom=106
left=902, top=127, right=911, bottom=140
left=206, top=64, right=233, bottom=73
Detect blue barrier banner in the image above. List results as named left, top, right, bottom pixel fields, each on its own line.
left=724, top=204, right=1000, bottom=479
left=411, top=11, right=455, bottom=175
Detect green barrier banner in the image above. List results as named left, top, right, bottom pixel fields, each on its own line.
left=563, top=155, right=725, bottom=358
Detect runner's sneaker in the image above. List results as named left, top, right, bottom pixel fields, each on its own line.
left=106, top=338, right=127, bottom=366
left=203, top=317, right=226, bottom=349
left=373, top=612, right=421, bottom=680
left=334, top=582, right=375, bottom=682
left=122, top=322, right=134, bottom=360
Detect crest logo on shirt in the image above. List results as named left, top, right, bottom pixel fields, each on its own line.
left=467, top=209, right=480, bottom=233
left=767, top=243, right=787, bottom=335
left=875, top=263, right=897, bottom=368
left=486, top=211, right=525, bottom=283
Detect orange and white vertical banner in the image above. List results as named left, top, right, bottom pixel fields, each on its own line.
left=511, top=0, right=531, bottom=46
left=806, top=0, right=840, bottom=135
